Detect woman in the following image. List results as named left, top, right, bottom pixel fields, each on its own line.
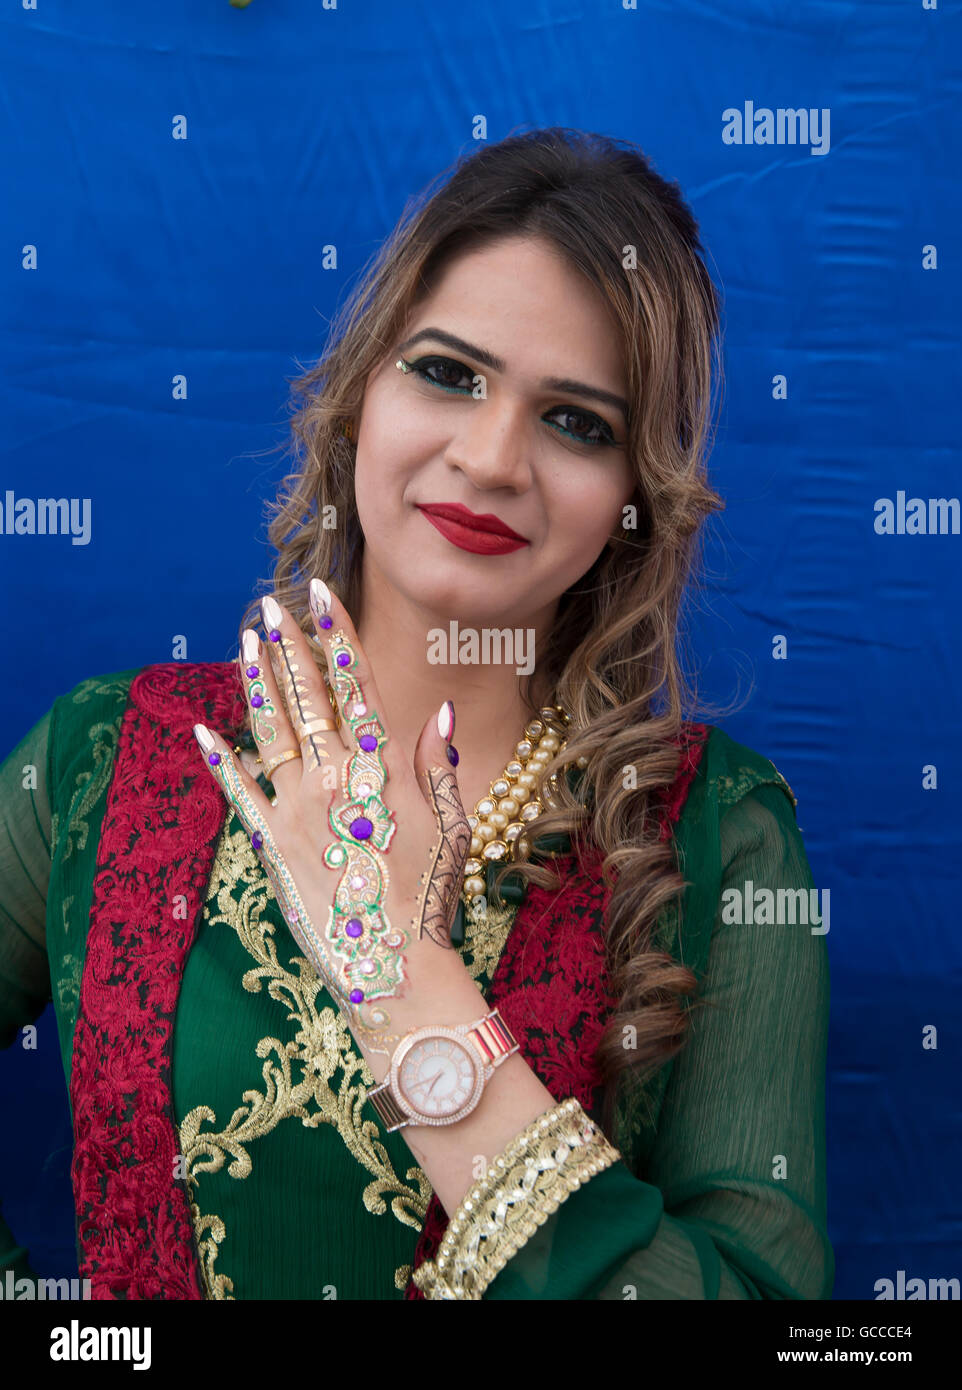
left=0, top=127, right=832, bottom=1300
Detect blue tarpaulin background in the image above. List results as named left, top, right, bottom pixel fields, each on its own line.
left=1, top=1, right=959, bottom=1301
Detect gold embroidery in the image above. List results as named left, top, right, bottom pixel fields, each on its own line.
left=55, top=945, right=81, bottom=1021
left=460, top=890, right=516, bottom=986
left=180, top=818, right=437, bottom=1298
left=413, top=1098, right=621, bottom=1299
left=190, top=1202, right=235, bottom=1299
left=53, top=708, right=127, bottom=920
left=716, top=767, right=797, bottom=812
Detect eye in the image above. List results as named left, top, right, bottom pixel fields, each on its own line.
left=406, top=353, right=620, bottom=449
left=545, top=407, right=617, bottom=449
left=408, top=355, right=475, bottom=393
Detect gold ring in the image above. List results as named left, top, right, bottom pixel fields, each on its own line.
left=297, top=717, right=339, bottom=736
left=263, top=748, right=302, bottom=780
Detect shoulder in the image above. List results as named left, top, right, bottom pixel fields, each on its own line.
left=698, top=724, right=799, bottom=816
left=47, top=667, right=146, bottom=772
left=51, top=665, right=145, bottom=719
left=52, top=660, right=241, bottom=714
left=48, top=660, right=244, bottom=762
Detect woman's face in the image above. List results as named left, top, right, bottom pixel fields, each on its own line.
left=354, top=235, right=636, bottom=629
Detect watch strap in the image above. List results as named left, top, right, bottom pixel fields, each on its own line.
left=368, top=1079, right=409, bottom=1131
left=467, top=1009, right=519, bottom=1067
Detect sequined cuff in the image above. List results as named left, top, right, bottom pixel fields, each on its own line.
left=411, top=1097, right=621, bottom=1300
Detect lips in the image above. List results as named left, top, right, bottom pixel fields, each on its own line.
left=417, top=503, right=527, bottom=541
left=416, top=503, right=529, bottom=557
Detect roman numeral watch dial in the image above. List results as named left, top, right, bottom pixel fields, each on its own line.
left=398, top=1036, right=481, bottom=1120
left=367, top=1011, right=520, bottom=1131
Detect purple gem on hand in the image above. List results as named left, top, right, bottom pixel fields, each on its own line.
left=346, top=919, right=363, bottom=938
left=251, top=694, right=263, bottom=708
left=446, top=744, right=459, bottom=767
left=349, top=988, right=364, bottom=1004
left=245, top=665, right=260, bottom=679
left=359, top=734, right=377, bottom=752
left=320, top=616, right=333, bottom=630
left=350, top=816, right=373, bottom=841
left=208, top=752, right=222, bottom=767
left=336, top=650, right=351, bottom=668
left=269, top=628, right=281, bottom=642
left=251, top=831, right=263, bottom=850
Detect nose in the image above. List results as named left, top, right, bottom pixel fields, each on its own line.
left=442, top=394, right=534, bottom=494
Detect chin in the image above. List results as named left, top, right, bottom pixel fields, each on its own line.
left=416, top=579, right=523, bottom=626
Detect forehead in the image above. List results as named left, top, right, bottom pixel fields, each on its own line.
left=408, top=237, right=628, bottom=391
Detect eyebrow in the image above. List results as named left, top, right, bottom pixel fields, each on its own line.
left=396, top=326, right=630, bottom=423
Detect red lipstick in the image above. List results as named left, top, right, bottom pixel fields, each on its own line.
left=416, top=503, right=529, bottom=556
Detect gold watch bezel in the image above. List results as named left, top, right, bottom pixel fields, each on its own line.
left=389, top=1025, right=486, bottom=1127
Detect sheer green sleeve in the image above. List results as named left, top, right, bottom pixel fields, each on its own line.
left=479, top=781, right=833, bottom=1300
left=0, top=709, right=55, bottom=1276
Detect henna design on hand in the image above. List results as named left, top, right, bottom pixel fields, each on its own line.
left=414, top=765, right=472, bottom=947
left=270, top=633, right=334, bottom=773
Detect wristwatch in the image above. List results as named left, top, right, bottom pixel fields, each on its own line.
left=366, top=1009, right=520, bottom=1132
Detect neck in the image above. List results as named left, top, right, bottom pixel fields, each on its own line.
left=353, top=558, right=561, bottom=806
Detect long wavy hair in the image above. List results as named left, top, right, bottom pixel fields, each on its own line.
left=238, top=126, right=735, bottom=1142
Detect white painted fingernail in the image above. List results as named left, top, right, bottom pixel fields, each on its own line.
left=241, top=629, right=260, bottom=664
left=261, top=595, right=283, bottom=631
left=437, top=700, right=455, bottom=742
left=309, top=578, right=332, bottom=620
left=193, top=723, right=215, bottom=754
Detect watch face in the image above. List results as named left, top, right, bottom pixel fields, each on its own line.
left=396, top=1034, right=481, bottom=1122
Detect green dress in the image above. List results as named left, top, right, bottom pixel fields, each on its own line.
left=0, top=668, right=834, bottom=1299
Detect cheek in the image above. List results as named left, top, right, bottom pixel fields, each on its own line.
left=354, top=457, right=393, bottom=546
left=355, top=400, right=394, bottom=506
left=353, top=441, right=387, bottom=545
left=355, top=379, right=426, bottom=504
left=353, top=422, right=422, bottom=551
left=545, top=474, right=629, bottom=553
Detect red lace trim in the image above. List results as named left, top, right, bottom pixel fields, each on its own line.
left=404, top=720, right=711, bottom=1298
left=656, top=722, right=710, bottom=841
left=70, top=662, right=246, bottom=1299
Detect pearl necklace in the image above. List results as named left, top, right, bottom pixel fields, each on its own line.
left=461, top=704, right=576, bottom=901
